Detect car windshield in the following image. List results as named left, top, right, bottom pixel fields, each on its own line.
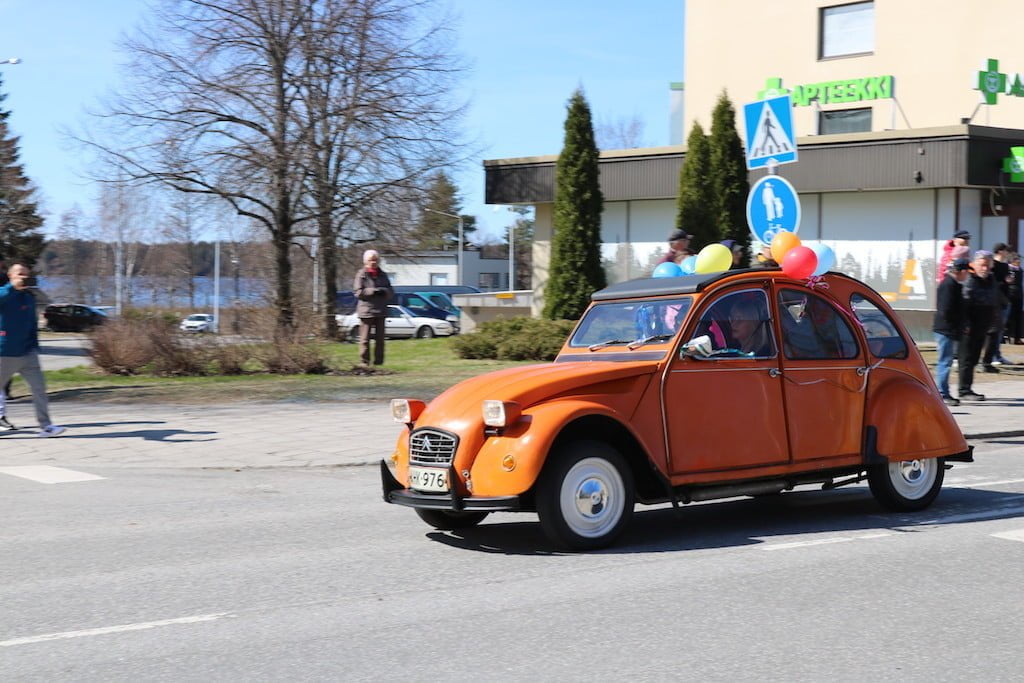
left=187, top=315, right=210, bottom=321
left=568, top=298, right=693, bottom=348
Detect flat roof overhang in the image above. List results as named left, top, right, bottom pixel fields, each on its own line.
left=484, top=124, right=1024, bottom=204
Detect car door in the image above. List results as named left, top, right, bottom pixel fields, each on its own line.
left=664, top=286, right=790, bottom=475
left=384, top=306, right=415, bottom=337
left=774, top=286, right=866, bottom=462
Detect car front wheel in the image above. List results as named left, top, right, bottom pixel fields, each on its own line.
left=536, top=441, right=635, bottom=551
left=415, top=509, right=489, bottom=530
left=415, top=325, right=435, bottom=338
left=868, top=457, right=944, bottom=511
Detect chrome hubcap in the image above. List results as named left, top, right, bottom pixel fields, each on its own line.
left=560, top=457, right=625, bottom=539
left=889, top=458, right=936, bottom=499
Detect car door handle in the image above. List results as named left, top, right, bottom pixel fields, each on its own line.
left=768, top=368, right=782, bottom=378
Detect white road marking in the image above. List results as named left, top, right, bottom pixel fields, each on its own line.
left=991, top=529, right=1024, bottom=543
left=0, top=466, right=105, bottom=484
left=915, top=498, right=1024, bottom=526
left=948, top=477, right=1024, bottom=488
left=761, top=532, right=892, bottom=551
left=0, top=613, right=231, bottom=647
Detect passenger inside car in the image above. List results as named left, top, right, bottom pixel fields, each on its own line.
left=728, top=299, right=774, bottom=357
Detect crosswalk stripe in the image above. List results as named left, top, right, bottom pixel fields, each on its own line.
left=991, top=529, right=1024, bottom=543
left=0, top=466, right=105, bottom=484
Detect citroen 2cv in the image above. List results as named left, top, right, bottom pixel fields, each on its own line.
left=381, top=270, right=972, bottom=550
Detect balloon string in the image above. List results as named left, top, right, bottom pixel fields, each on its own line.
left=804, top=276, right=830, bottom=290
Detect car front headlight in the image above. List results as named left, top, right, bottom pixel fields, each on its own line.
left=482, top=400, right=521, bottom=428
left=390, top=398, right=426, bottom=425
left=446, top=315, right=458, bottom=323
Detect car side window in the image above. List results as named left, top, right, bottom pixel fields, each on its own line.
left=693, top=290, right=776, bottom=359
left=406, top=295, right=428, bottom=308
left=850, top=294, right=908, bottom=359
left=386, top=308, right=403, bottom=319
left=777, top=289, right=860, bottom=360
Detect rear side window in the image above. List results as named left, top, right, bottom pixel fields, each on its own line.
left=777, top=289, right=859, bottom=360
left=850, top=294, right=908, bottom=359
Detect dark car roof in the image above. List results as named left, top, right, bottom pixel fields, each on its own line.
left=590, top=269, right=867, bottom=301
left=392, top=285, right=480, bottom=295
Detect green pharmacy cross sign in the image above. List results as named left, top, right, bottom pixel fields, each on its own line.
left=1003, top=147, right=1024, bottom=182
left=756, top=75, right=893, bottom=107
left=975, top=58, right=1024, bottom=105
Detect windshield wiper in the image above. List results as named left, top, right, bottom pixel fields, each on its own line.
left=627, top=334, right=674, bottom=350
left=588, top=339, right=634, bottom=351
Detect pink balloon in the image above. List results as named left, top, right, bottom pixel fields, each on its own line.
left=782, top=246, right=818, bottom=280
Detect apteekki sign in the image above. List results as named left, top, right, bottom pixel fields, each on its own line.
left=976, top=58, right=1024, bottom=105
left=757, top=75, right=893, bottom=107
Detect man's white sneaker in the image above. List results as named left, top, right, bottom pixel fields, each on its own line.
left=39, top=425, right=66, bottom=438
left=991, top=360, right=1004, bottom=366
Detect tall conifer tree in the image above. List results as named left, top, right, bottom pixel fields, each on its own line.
left=543, top=88, right=604, bottom=320
left=675, top=121, right=716, bottom=252
left=0, top=74, right=44, bottom=266
left=709, top=91, right=750, bottom=262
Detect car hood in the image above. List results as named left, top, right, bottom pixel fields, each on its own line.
left=416, top=360, right=659, bottom=431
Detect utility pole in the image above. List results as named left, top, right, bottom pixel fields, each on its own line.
left=213, top=240, right=220, bottom=333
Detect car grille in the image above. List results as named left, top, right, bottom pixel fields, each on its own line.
left=409, top=428, right=458, bottom=466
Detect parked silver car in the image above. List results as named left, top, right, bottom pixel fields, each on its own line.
left=336, top=305, right=454, bottom=340
left=180, top=313, right=215, bottom=333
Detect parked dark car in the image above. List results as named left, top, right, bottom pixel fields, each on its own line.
left=392, top=285, right=481, bottom=296
left=44, top=304, right=108, bottom=332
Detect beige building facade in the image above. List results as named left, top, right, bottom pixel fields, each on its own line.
left=685, top=0, right=1024, bottom=137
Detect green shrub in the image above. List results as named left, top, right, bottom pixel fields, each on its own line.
left=450, top=317, right=575, bottom=361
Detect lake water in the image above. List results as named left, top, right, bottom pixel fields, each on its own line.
left=37, top=275, right=271, bottom=309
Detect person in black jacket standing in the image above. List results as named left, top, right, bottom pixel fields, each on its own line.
left=982, top=242, right=1012, bottom=369
left=353, top=249, right=394, bottom=367
left=959, top=251, right=997, bottom=401
left=933, top=257, right=970, bottom=405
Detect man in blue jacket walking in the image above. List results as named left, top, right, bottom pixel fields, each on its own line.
left=0, top=262, right=66, bottom=436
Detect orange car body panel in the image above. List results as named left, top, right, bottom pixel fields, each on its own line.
left=393, top=271, right=968, bottom=498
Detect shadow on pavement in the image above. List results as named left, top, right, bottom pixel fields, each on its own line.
left=0, top=428, right=217, bottom=442
left=39, top=387, right=154, bottom=402
left=424, top=487, right=1024, bottom=556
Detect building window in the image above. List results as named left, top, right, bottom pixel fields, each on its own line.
left=819, top=107, right=872, bottom=134
left=478, top=273, right=500, bottom=290
left=429, top=272, right=448, bottom=286
left=819, top=2, right=874, bottom=59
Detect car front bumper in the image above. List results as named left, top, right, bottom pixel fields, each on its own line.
left=379, top=460, right=523, bottom=512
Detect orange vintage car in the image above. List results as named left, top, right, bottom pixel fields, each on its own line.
left=381, top=270, right=972, bottom=550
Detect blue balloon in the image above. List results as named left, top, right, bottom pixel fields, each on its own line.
left=652, top=261, right=683, bottom=278
left=808, top=243, right=835, bottom=276
left=679, top=255, right=698, bottom=275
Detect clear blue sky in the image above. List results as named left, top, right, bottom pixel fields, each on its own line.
left=0, top=0, right=684, bottom=241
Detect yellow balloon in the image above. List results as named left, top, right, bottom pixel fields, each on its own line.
left=694, top=243, right=733, bottom=273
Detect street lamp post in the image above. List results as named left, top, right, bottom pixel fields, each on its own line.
left=1, top=58, right=21, bottom=66
left=423, top=208, right=463, bottom=286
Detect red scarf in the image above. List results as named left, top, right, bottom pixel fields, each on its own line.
left=365, top=267, right=378, bottom=276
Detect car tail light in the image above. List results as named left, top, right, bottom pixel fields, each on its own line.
left=390, top=399, right=425, bottom=425
left=482, top=400, right=521, bottom=428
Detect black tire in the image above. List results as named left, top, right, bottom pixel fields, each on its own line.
left=415, top=325, right=435, bottom=339
left=868, top=457, right=944, bottom=511
left=415, top=508, right=489, bottom=530
left=536, top=440, right=635, bottom=551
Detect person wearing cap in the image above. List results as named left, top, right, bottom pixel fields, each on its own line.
left=981, top=242, right=1012, bottom=370
left=936, top=229, right=971, bottom=285
left=933, top=257, right=970, bottom=405
left=958, top=250, right=997, bottom=401
left=657, top=229, right=692, bottom=265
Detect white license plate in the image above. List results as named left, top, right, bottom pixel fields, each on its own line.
left=408, top=466, right=449, bottom=493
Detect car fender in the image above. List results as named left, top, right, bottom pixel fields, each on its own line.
left=468, top=399, right=644, bottom=497
left=865, top=373, right=967, bottom=461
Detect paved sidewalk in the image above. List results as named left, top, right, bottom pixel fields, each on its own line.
left=0, top=377, right=1021, bottom=469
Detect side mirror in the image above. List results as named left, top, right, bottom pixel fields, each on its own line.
left=681, top=334, right=713, bottom=358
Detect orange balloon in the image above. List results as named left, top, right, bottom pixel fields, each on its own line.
left=770, top=231, right=802, bottom=264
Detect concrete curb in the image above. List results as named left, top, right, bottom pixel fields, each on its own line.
left=962, top=430, right=1024, bottom=441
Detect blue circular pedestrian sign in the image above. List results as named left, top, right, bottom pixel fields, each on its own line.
left=746, top=175, right=801, bottom=244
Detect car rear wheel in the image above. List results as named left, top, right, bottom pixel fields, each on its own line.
left=536, top=441, right=634, bottom=551
left=415, top=509, right=489, bottom=530
left=868, top=457, right=944, bottom=511
left=415, top=325, right=435, bottom=338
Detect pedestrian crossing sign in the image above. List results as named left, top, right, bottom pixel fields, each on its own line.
left=743, top=95, right=798, bottom=170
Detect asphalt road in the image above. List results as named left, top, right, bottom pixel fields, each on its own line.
left=2, top=440, right=1023, bottom=681
left=36, top=336, right=91, bottom=371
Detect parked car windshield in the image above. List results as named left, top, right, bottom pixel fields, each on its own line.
left=568, top=298, right=693, bottom=348
left=186, top=314, right=212, bottom=321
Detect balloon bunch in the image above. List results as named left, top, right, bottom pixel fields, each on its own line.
left=770, top=230, right=835, bottom=281
left=652, top=243, right=735, bottom=278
